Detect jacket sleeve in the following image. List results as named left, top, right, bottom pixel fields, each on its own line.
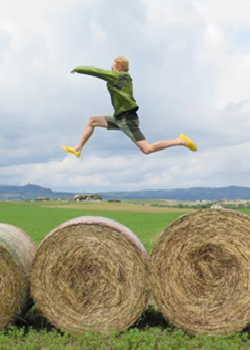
left=74, top=66, right=120, bottom=84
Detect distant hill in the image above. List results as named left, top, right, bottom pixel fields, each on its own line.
left=0, top=184, right=75, bottom=200
left=1, top=184, right=250, bottom=201
left=100, top=186, right=250, bottom=201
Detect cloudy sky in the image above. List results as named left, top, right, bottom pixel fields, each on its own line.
left=1, top=0, right=250, bottom=193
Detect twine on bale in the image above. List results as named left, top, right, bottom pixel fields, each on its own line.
left=0, top=223, right=36, bottom=329
left=150, top=209, right=250, bottom=335
left=31, top=216, right=149, bottom=334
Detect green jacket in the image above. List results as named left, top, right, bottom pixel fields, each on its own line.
left=74, top=66, right=139, bottom=117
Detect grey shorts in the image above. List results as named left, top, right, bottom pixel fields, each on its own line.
left=104, top=110, right=145, bottom=143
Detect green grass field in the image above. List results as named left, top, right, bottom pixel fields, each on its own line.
left=0, top=201, right=188, bottom=252
left=1, top=202, right=250, bottom=350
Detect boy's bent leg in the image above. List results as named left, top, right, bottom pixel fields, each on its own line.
left=75, top=116, right=108, bottom=151
left=135, top=135, right=197, bottom=155
left=62, top=116, right=108, bottom=157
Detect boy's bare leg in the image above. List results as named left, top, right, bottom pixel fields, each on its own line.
left=135, top=136, right=194, bottom=155
left=73, top=116, right=108, bottom=153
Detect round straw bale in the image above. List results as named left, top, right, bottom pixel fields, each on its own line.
left=150, top=209, right=250, bottom=335
left=0, top=223, right=36, bottom=328
left=31, top=216, right=149, bottom=333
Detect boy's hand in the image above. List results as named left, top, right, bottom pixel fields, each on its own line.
left=71, top=69, right=76, bottom=74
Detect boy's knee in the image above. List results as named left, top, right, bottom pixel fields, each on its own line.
left=88, top=117, right=96, bottom=126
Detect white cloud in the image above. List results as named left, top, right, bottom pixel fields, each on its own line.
left=0, top=142, right=247, bottom=192
left=192, top=0, right=250, bottom=28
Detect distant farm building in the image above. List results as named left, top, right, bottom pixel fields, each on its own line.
left=35, top=197, right=50, bottom=202
left=108, top=199, right=121, bottom=203
left=211, top=204, right=224, bottom=209
left=74, top=194, right=101, bottom=202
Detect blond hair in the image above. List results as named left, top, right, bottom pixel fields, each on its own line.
left=114, top=56, right=129, bottom=72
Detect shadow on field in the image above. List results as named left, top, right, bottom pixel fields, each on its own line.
left=15, top=306, right=250, bottom=339
left=132, top=306, right=170, bottom=330
left=242, top=324, right=250, bottom=335
left=15, top=307, right=54, bottom=332
left=15, top=306, right=170, bottom=333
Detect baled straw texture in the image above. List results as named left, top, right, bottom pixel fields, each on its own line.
left=31, top=216, right=149, bottom=333
left=150, top=209, right=250, bottom=335
left=0, top=223, right=36, bottom=328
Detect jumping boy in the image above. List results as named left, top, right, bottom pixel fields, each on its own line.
left=62, top=56, right=197, bottom=157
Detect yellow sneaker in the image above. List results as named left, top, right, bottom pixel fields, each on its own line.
left=62, top=145, right=80, bottom=158
left=178, top=134, right=197, bottom=152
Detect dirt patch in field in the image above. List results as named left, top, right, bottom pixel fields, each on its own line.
left=41, top=202, right=195, bottom=214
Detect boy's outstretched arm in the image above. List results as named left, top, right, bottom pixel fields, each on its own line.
left=70, top=66, right=119, bottom=83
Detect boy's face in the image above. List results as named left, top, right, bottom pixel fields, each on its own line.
left=111, top=60, right=121, bottom=71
